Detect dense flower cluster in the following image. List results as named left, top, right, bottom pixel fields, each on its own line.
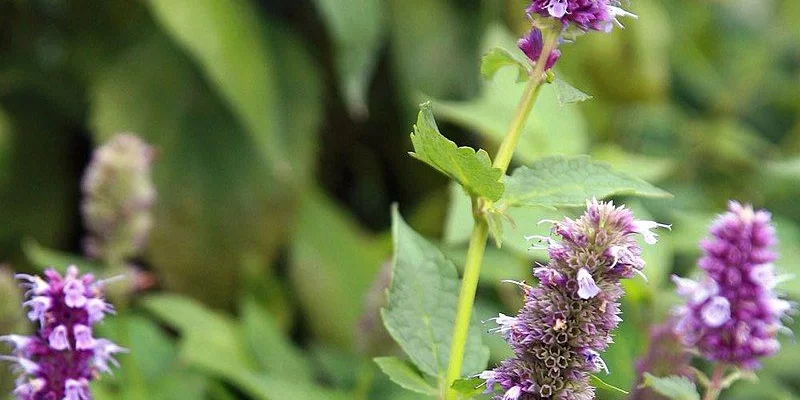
left=1, top=266, right=124, bottom=400
left=82, top=133, right=155, bottom=262
left=672, top=201, right=792, bottom=369
left=482, top=200, right=668, bottom=399
left=518, top=0, right=635, bottom=70
left=527, top=0, right=635, bottom=33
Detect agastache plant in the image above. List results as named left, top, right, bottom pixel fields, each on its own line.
left=378, top=1, right=673, bottom=399
left=480, top=200, right=668, bottom=399
left=1, top=266, right=124, bottom=400
left=667, top=202, right=793, bottom=400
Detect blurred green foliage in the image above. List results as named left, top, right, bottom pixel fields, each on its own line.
left=0, top=0, right=798, bottom=399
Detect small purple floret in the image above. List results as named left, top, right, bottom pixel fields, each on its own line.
left=482, top=199, right=667, bottom=399
left=2, top=266, right=123, bottom=400
left=672, top=201, right=792, bottom=370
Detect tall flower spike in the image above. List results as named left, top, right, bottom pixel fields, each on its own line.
left=81, top=133, right=155, bottom=263
left=672, top=201, right=793, bottom=370
left=3, top=266, right=123, bottom=399
left=482, top=199, right=667, bottom=399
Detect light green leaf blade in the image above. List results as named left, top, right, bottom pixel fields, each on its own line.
left=433, top=24, right=588, bottom=164
left=451, top=377, right=486, bottom=398
left=144, top=294, right=348, bottom=400
left=241, top=298, right=313, bottom=381
left=374, top=357, right=438, bottom=396
left=481, top=47, right=529, bottom=82
left=503, top=155, right=672, bottom=208
left=23, top=238, right=105, bottom=274
left=409, top=102, right=504, bottom=201
left=641, top=374, right=701, bottom=400
left=382, top=207, right=490, bottom=379
left=553, top=78, right=593, bottom=105
left=591, top=375, right=629, bottom=395
left=313, top=0, right=385, bottom=117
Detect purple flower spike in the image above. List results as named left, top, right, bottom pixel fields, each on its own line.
left=3, top=266, right=123, bottom=400
left=672, top=201, right=793, bottom=370
left=482, top=199, right=667, bottom=399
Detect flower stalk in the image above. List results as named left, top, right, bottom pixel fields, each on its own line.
left=443, top=30, right=559, bottom=400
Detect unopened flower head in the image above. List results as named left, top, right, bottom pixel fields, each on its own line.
left=518, top=28, right=561, bottom=71
left=81, top=133, right=155, bottom=262
left=483, top=199, right=667, bottom=399
left=2, top=266, right=125, bottom=400
left=672, top=201, right=792, bottom=370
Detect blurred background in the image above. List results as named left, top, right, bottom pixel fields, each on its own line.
left=0, top=0, right=799, bottom=399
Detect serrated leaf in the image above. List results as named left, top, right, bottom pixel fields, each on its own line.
left=451, top=377, right=485, bottom=397
left=591, top=375, right=629, bottom=395
left=382, top=207, right=489, bottom=381
left=553, top=78, right=593, bottom=105
left=374, top=357, right=438, bottom=396
left=481, top=47, right=529, bottom=82
left=409, top=103, right=504, bottom=201
left=503, top=155, right=672, bottom=208
left=642, top=374, right=700, bottom=400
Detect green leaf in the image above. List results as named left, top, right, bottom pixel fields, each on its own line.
left=641, top=374, right=701, bottom=400
left=503, top=155, right=672, bottom=208
left=241, top=298, right=313, bottom=381
left=591, top=375, right=630, bottom=395
left=144, top=294, right=348, bottom=400
left=451, top=377, right=485, bottom=398
left=480, top=47, right=529, bottom=82
left=312, top=0, right=385, bottom=117
left=382, top=207, right=489, bottom=380
left=374, top=357, right=438, bottom=396
left=22, top=238, right=105, bottom=273
left=145, top=0, right=313, bottom=176
left=553, top=78, right=593, bottom=105
left=289, top=190, right=388, bottom=350
left=409, top=102, right=504, bottom=201
left=433, top=25, right=588, bottom=164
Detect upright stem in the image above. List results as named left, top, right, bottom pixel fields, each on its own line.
left=703, top=364, right=727, bottom=400
left=443, top=32, right=558, bottom=400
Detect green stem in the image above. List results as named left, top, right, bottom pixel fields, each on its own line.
left=703, top=364, right=727, bottom=400
left=443, top=31, right=558, bottom=400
